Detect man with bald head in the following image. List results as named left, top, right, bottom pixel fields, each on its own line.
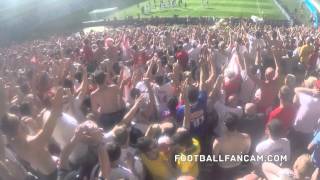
left=267, top=85, right=296, bottom=132
left=249, top=48, right=281, bottom=115
left=238, top=103, right=265, bottom=153
left=214, top=93, right=243, bottom=136
left=177, top=175, right=196, bottom=180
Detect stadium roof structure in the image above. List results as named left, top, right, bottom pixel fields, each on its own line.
left=89, top=7, right=118, bottom=21
left=305, top=0, right=319, bottom=27
left=89, top=7, right=118, bottom=15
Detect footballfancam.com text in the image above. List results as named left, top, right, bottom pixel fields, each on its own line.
left=175, top=154, right=288, bottom=163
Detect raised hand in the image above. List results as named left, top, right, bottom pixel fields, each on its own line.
left=52, top=87, right=63, bottom=114
left=134, top=95, right=145, bottom=107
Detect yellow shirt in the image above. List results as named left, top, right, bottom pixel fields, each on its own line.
left=176, top=138, right=201, bottom=177
left=141, top=152, right=172, bottom=180
left=299, top=44, right=313, bottom=64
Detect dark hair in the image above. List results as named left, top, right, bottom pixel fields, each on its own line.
left=26, top=69, right=33, bottom=80
left=129, top=127, right=144, bottom=147
left=250, top=65, right=259, bottom=75
left=172, top=130, right=193, bottom=148
left=19, top=102, right=32, bottom=116
left=84, top=39, right=90, bottom=45
left=136, top=137, right=154, bottom=153
left=130, top=88, right=141, bottom=99
left=80, top=96, right=91, bottom=116
left=20, top=83, right=30, bottom=95
left=93, top=71, right=106, bottom=85
left=155, top=75, right=165, bottom=86
left=74, top=71, right=83, bottom=83
left=162, top=123, right=177, bottom=137
left=279, top=85, right=292, bottom=103
left=187, top=87, right=199, bottom=103
left=256, top=31, right=262, bottom=39
left=272, top=31, right=277, bottom=39
left=9, top=104, right=20, bottom=115
left=268, top=119, right=283, bottom=140
left=114, top=128, right=129, bottom=146
left=63, top=79, right=73, bottom=89
left=112, top=63, right=121, bottom=75
left=1, top=114, right=20, bottom=137
left=106, top=143, right=121, bottom=162
left=167, top=96, right=178, bottom=114
left=160, top=56, right=168, bottom=66
left=224, top=114, right=239, bottom=132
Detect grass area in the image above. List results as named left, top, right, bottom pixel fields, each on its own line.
left=279, top=0, right=311, bottom=24
left=109, top=0, right=285, bottom=20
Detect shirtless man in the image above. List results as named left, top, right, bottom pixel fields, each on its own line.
left=268, top=31, right=284, bottom=50
left=0, top=132, right=31, bottom=180
left=0, top=88, right=63, bottom=180
left=212, top=115, right=251, bottom=169
left=91, top=70, right=126, bottom=130
left=249, top=48, right=281, bottom=114
left=105, top=38, right=121, bottom=63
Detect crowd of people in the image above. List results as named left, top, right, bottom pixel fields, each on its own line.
left=1, top=19, right=320, bottom=180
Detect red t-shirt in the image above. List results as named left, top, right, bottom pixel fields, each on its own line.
left=175, top=50, right=188, bottom=69
left=223, top=75, right=242, bottom=98
left=257, top=80, right=279, bottom=113
left=267, top=104, right=297, bottom=130
left=133, top=51, right=147, bottom=66
left=82, top=45, right=94, bottom=64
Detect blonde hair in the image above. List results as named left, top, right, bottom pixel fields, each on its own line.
left=304, top=76, right=317, bottom=88
left=293, top=154, right=313, bottom=178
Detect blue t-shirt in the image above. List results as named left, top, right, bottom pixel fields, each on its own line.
left=311, top=131, right=320, bottom=167
left=176, top=91, right=207, bottom=137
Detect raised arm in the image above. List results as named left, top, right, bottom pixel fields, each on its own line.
left=144, top=78, right=158, bottom=120
left=32, top=88, right=63, bottom=146
left=205, top=51, right=217, bottom=89
left=209, top=75, right=224, bottom=99
left=295, top=86, right=320, bottom=96
left=59, top=128, right=82, bottom=170
left=212, top=138, right=221, bottom=156
left=272, top=48, right=281, bottom=80
left=199, top=56, right=206, bottom=92
left=182, top=83, right=191, bottom=130
left=145, top=59, right=156, bottom=79
left=118, top=95, right=144, bottom=125
left=98, top=144, right=111, bottom=179
left=248, top=50, right=262, bottom=87
left=76, top=66, right=88, bottom=99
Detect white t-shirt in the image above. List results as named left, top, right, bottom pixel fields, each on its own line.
left=154, top=83, right=174, bottom=113
left=120, top=147, right=144, bottom=179
left=188, top=46, right=201, bottom=62
left=294, top=93, right=320, bottom=134
left=248, top=34, right=266, bottom=57
left=109, top=165, right=138, bottom=180
left=239, top=70, right=256, bottom=104
left=214, top=49, right=230, bottom=69
left=66, top=96, right=86, bottom=123
left=256, top=138, right=291, bottom=161
left=183, top=42, right=192, bottom=51
left=214, top=100, right=243, bottom=136
left=43, top=112, right=88, bottom=164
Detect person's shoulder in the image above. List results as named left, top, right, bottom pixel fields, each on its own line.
left=240, top=132, right=251, bottom=140
left=108, top=84, right=119, bottom=89
left=257, top=138, right=272, bottom=147
left=270, top=106, right=282, bottom=115
left=279, top=138, right=290, bottom=143
left=90, top=89, right=99, bottom=96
